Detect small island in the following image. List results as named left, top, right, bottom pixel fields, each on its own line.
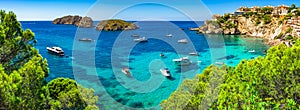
left=96, top=19, right=138, bottom=31
left=53, top=15, right=94, bottom=28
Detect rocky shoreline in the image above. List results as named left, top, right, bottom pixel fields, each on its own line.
left=197, top=5, right=300, bottom=46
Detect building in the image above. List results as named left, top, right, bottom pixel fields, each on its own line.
left=275, top=5, right=289, bottom=15
left=212, top=14, right=221, bottom=21
left=237, top=6, right=250, bottom=12
left=250, top=6, right=261, bottom=13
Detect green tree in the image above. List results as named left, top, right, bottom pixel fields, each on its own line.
left=161, top=41, right=300, bottom=109
left=0, top=10, right=99, bottom=110
left=47, top=78, right=98, bottom=110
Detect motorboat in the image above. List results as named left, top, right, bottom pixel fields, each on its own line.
left=122, top=68, right=131, bottom=76
left=215, top=62, right=225, bottom=65
left=134, top=37, right=148, bottom=42
left=178, top=39, right=188, bottom=43
left=160, top=53, right=165, bottom=57
left=172, top=57, right=192, bottom=66
left=131, top=34, right=139, bottom=37
left=46, top=46, right=64, bottom=56
left=79, top=38, right=92, bottom=42
left=248, top=50, right=256, bottom=53
left=160, top=68, right=171, bottom=77
left=189, top=52, right=199, bottom=56
left=166, top=34, right=173, bottom=37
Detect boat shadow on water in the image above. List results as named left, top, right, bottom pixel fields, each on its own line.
left=166, top=76, right=176, bottom=81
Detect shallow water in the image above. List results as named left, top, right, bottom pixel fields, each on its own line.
left=21, top=21, right=269, bottom=109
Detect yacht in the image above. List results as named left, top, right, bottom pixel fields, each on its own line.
left=248, top=50, right=256, bottom=53
left=178, top=39, right=188, bottom=43
left=160, top=53, right=165, bottom=57
left=166, top=34, right=173, bottom=37
left=122, top=68, right=131, bottom=76
left=46, top=46, right=65, bottom=56
left=131, top=34, right=139, bottom=37
left=160, top=68, right=171, bottom=77
left=172, top=57, right=192, bottom=66
left=215, top=62, right=225, bottom=65
left=134, top=37, right=148, bottom=42
left=189, top=52, right=199, bottom=56
left=79, top=38, right=92, bottom=42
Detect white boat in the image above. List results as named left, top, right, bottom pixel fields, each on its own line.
left=189, top=52, right=199, bottom=56
left=134, top=37, right=148, bottom=42
left=160, top=53, right=165, bottom=57
left=166, top=34, right=173, bottom=37
left=248, top=50, right=256, bottom=53
left=215, top=62, right=224, bottom=65
left=178, top=39, right=188, bottom=43
left=79, top=38, right=92, bottom=42
left=131, top=34, right=139, bottom=37
left=160, top=68, right=171, bottom=77
left=46, top=47, right=64, bottom=56
left=172, top=57, right=192, bottom=66
left=122, top=68, right=131, bottom=76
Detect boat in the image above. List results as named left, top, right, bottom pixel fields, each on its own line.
left=122, top=68, right=131, bottom=76
left=166, top=34, right=173, bottom=37
left=189, top=52, right=199, bottom=56
left=215, top=62, right=224, bottom=65
left=160, top=68, right=171, bottom=77
left=79, top=38, right=92, bottom=42
left=178, top=39, right=188, bottom=43
left=131, top=34, right=139, bottom=37
left=172, top=57, right=192, bottom=66
left=248, top=50, right=256, bottom=53
left=134, top=37, right=148, bottom=42
left=160, top=53, right=165, bottom=57
left=46, top=46, right=65, bottom=56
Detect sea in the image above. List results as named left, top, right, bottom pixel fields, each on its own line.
left=21, top=21, right=269, bottom=109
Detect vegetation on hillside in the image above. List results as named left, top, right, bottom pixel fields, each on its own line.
left=161, top=40, right=300, bottom=109
left=0, top=10, right=98, bottom=110
left=96, top=19, right=138, bottom=31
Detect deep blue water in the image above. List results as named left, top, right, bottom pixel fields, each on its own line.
left=21, top=21, right=269, bottom=109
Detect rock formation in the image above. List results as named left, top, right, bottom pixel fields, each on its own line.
left=53, top=15, right=94, bottom=28
left=96, top=19, right=138, bottom=31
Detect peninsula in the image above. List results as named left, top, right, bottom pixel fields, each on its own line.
left=198, top=4, right=300, bottom=46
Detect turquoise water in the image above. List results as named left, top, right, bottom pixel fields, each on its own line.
left=21, top=21, right=269, bottom=109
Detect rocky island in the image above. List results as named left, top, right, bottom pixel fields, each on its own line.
left=198, top=4, right=300, bottom=46
left=53, top=15, right=94, bottom=28
left=96, top=19, right=138, bottom=31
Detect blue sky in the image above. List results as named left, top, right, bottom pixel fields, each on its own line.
left=0, top=0, right=299, bottom=21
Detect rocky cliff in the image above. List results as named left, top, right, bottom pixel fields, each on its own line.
left=53, top=15, right=94, bottom=28
left=198, top=15, right=295, bottom=46
left=96, top=19, right=138, bottom=31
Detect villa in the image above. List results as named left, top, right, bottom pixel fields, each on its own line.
left=250, top=6, right=261, bottom=13
left=274, top=4, right=289, bottom=15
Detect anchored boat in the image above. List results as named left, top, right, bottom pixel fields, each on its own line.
left=178, top=39, right=188, bottom=43
left=173, top=57, right=192, bottom=66
left=46, top=46, right=65, bottom=56
left=134, top=37, right=148, bottom=42
left=160, top=68, right=171, bottom=77
left=122, top=68, right=131, bottom=76
left=79, top=38, right=92, bottom=42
